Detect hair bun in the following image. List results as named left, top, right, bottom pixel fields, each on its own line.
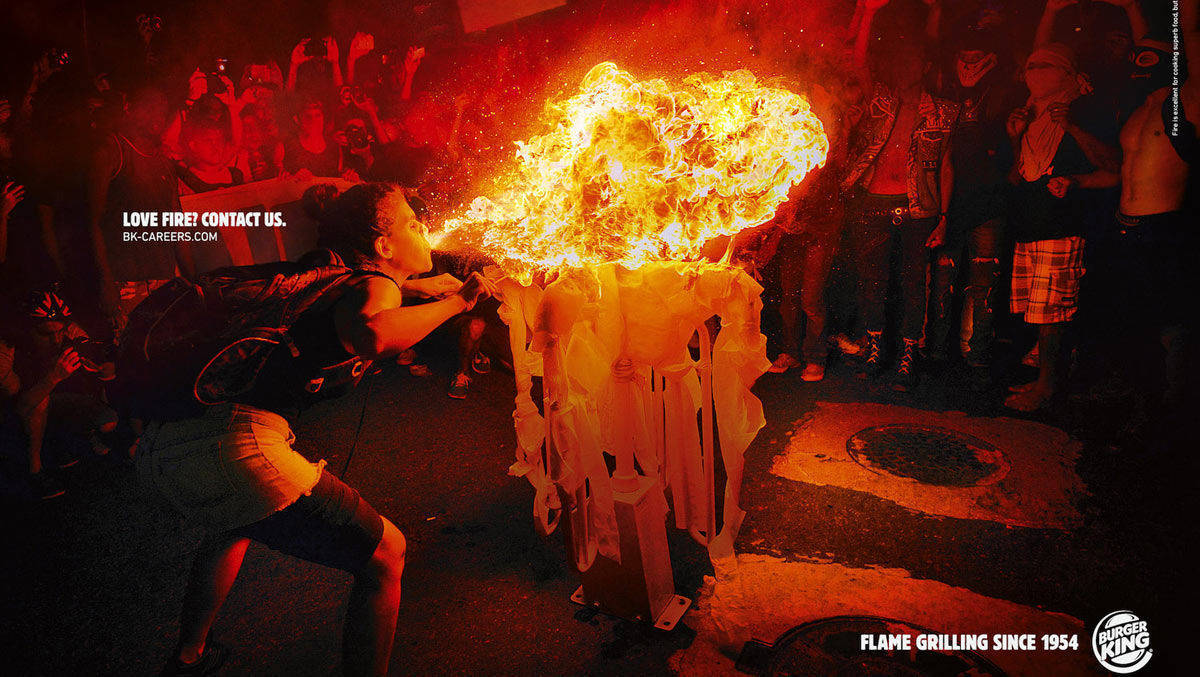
left=302, top=183, right=341, bottom=222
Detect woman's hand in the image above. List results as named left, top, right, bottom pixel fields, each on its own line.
left=404, top=46, right=424, bottom=78
left=1047, top=102, right=1075, bottom=130
left=291, top=39, right=312, bottom=65
left=1007, top=107, right=1031, bottom=140
left=456, top=271, right=494, bottom=311
left=50, top=348, right=82, bottom=384
left=2, top=182, right=25, bottom=218
left=349, top=32, right=374, bottom=60
left=213, top=76, right=237, bottom=109
left=925, top=216, right=947, bottom=248
left=402, top=273, right=462, bottom=299
left=1047, top=175, right=1076, bottom=198
left=187, top=69, right=208, bottom=101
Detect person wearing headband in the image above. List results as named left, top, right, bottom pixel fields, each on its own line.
left=1, top=289, right=118, bottom=500
left=1004, top=43, right=1120, bottom=412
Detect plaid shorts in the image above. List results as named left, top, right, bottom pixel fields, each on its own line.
left=1010, top=236, right=1085, bottom=324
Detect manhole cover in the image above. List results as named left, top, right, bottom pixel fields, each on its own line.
left=753, top=616, right=1005, bottom=677
left=846, top=425, right=1008, bottom=487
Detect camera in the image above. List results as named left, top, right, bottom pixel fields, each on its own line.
left=345, top=124, right=370, bottom=150
left=67, top=338, right=115, bottom=375
left=303, top=37, right=328, bottom=59
left=206, top=58, right=229, bottom=95
left=136, top=14, right=163, bottom=33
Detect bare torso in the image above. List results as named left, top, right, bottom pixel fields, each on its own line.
left=867, top=100, right=918, bottom=195
left=1120, top=87, right=1190, bottom=215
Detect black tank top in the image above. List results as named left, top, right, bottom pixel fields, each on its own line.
left=234, top=274, right=390, bottom=423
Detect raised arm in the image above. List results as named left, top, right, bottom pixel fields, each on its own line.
left=1183, top=0, right=1200, bottom=111
left=1097, top=0, right=1149, bottom=41
left=854, top=0, right=890, bottom=71
left=924, top=0, right=943, bottom=41
left=1035, top=0, right=1078, bottom=48
left=335, top=273, right=492, bottom=359
left=1049, top=102, right=1121, bottom=173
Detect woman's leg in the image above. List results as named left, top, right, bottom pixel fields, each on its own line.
left=344, top=517, right=407, bottom=677
left=176, top=533, right=251, bottom=663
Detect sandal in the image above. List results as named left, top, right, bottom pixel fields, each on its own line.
left=161, top=640, right=229, bottom=676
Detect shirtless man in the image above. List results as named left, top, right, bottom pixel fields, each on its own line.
left=844, top=0, right=956, bottom=390
left=1109, top=0, right=1199, bottom=413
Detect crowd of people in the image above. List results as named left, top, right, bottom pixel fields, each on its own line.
left=0, top=0, right=1193, bottom=674
left=738, top=0, right=1193, bottom=424
left=1, top=0, right=1194, bottom=497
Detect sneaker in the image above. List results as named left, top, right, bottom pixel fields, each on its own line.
left=30, top=473, right=66, bottom=500
left=830, top=333, right=864, bottom=356
left=448, top=372, right=471, bottom=399
left=472, top=352, right=492, bottom=374
left=856, top=331, right=884, bottom=379
left=891, top=338, right=919, bottom=391
left=408, top=363, right=432, bottom=377
left=396, top=348, right=417, bottom=366
left=799, top=363, right=825, bottom=382
left=767, top=353, right=801, bottom=374
left=162, top=641, right=230, bottom=677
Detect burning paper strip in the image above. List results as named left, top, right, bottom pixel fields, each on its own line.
left=445, top=63, right=827, bottom=570
left=440, top=62, right=829, bottom=282
left=495, top=261, right=771, bottom=566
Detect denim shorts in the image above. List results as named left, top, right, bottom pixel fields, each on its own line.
left=137, top=404, right=327, bottom=532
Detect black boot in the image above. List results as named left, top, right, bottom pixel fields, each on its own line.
left=856, top=331, right=884, bottom=379
left=891, top=338, right=918, bottom=391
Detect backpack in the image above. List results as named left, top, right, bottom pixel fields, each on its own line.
left=110, top=250, right=386, bottom=420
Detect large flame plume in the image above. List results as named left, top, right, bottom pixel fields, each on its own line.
left=438, top=62, right=829, bottom=282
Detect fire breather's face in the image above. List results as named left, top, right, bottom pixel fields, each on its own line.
left=378, top=191, right=432, bottom=276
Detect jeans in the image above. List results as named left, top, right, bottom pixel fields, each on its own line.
left=848, top=194, right=937, bottom=341
left=776, top=232, right=836, bottom=363
left=929, top=218, right=1003, bottom=360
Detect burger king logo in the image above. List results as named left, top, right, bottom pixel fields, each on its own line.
left=1092, top=611, right=1152, bottom=673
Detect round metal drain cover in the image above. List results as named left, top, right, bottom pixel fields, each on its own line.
left=847, top=425, right=1008, bottom=487
left=764, top=616, right=1005, bottom=677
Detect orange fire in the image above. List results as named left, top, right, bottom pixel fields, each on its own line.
left=439, top=62, right=829, bottom=282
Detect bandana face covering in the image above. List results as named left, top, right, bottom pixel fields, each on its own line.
left=1025, top=64, right=1071, bottom=100
left=956, top=52, right=997, bottom=88
left=1019, top=46, right=1084, bottom=182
